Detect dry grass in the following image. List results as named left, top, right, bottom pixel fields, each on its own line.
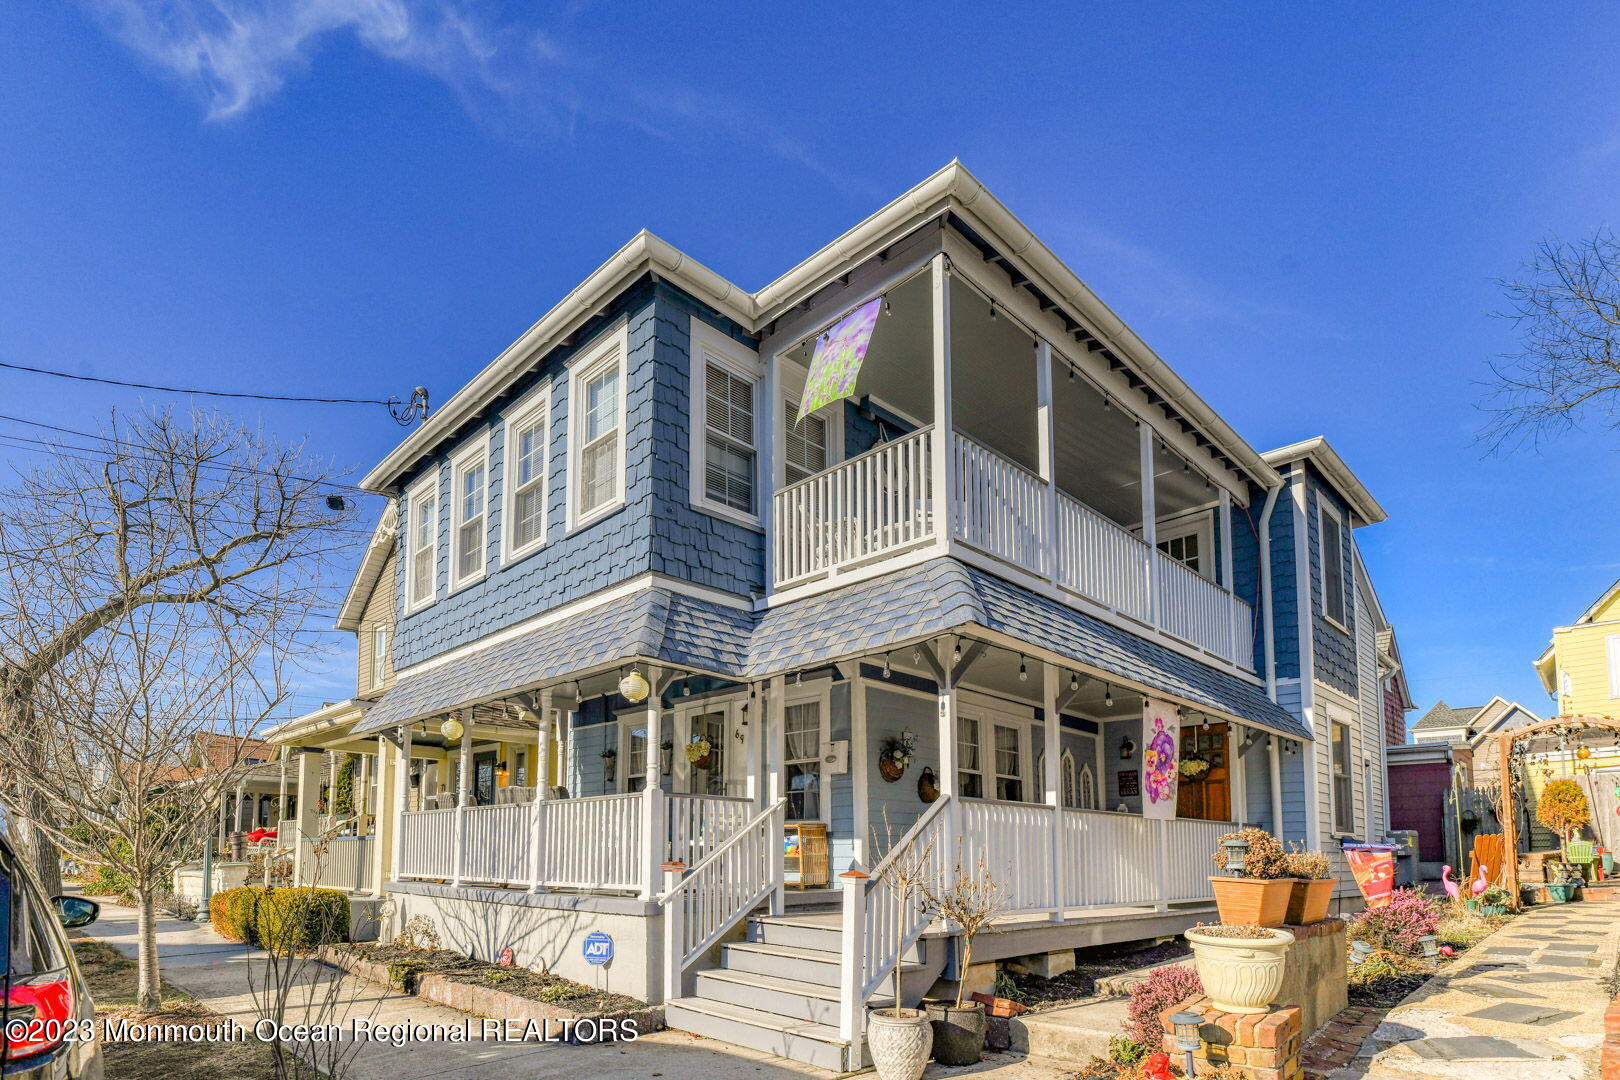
left=70, top=937, right=279, bottom=1080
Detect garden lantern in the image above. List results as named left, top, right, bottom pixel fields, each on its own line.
left=1221, top=835, right=1249, bottom=877
left=1418, top=934, right=1438, bottom=959
left=1170, top=1011, right=1203, bottom=1077
left=1350, top=940, right=1373, bottom=965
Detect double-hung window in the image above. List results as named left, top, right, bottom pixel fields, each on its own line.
left=570, top=331, right=626, bottom=528
left=624, top=727, right=647, bottom=793
left=994, top=723, right=1023, bottom=801
left=406, top=480, right=437, bottom=611
left=785, top=402, right=828, bottom=485
left=1332, top=719, right=1355, bottom=834
left=958, top=717, right=984, bottom=798
left=690, top=322, right=761, bottom=521
left=506, top=393, right=549, bottom=559
left=1321, top=505, right=1348, bottom=627
left=784, top=701, right=823, bottom=820
left=369, top=625, right=390, bottom=690
left=452, top=443, right=487, bottom=588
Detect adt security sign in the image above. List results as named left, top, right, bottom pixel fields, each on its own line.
left=582, top=931, right=614, bottom=967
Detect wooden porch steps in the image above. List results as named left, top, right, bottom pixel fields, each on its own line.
left=663, top=910, right=936, bottom=1072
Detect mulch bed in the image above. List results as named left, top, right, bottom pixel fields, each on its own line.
left=331, top=941, right=645, bottom=1014
left=1009, top=938, right=1191, bottom=1012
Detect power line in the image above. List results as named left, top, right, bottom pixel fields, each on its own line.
left=0, top=360, right=429, bottom=425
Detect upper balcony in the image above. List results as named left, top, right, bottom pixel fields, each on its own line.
left=760, top=249, right=1257, bottom=672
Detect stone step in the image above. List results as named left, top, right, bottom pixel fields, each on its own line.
left=1007, top=997, right=1130, bottom=1062
left=720, top=941, right=843, bottom=986
left=693, top=968, right=896, bottom=1026
left=664, top=997, right=863, bottom=1072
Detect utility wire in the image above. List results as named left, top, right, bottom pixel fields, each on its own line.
left=0, top=360, right=429, bottom=426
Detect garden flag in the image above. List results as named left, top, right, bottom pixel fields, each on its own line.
left=1345, top=844, right=1396, bottom=909
left=1141, top=697, right=1179, bottom=820
left=796, top=297, right=882, bottom=423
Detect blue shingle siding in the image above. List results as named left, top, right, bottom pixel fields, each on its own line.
left=1232, top=483, right=1266, bottom=675
left=647, top=285, right=765, bottom=598
left=1305, top=468, right=1357, bottom=698
left=1268, top=475, right=1300, bottom=682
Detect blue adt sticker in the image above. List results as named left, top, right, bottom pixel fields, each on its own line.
left=582, top=931, right=614, bottom=966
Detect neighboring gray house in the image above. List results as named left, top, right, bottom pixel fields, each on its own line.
left=283, top=162, right=1397, bottom=1070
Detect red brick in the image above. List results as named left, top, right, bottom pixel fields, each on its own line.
left=1256, top=1013, right=1291, bottom=1049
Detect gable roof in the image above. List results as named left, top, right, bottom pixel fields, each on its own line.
left=1411, top=697, right=1544, bottom=745
left=1261, top=437, right=1386, bottom=526
left=1412, top=700, right=1481, bottom=732
left=359, top=161, right=1281, bottom=496
left=1573, top=579, right=1620, bottom=626
left=335, top=502, right=398, bottom=633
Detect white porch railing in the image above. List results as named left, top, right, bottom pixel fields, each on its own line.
left=659, top=798, right=786, bottom=1001
left=772, top=426, right=935, bottom=585
left=956, top=798, right=1055, bottom=916
left=533, top=793, right=645, bottom=891
left=667, top=794, right=752, bottom=869
left=299, top=835, right=373, bottom=893
left=461, top=803, right=531, bottom=885
left=769, top=426, right=1256, bottom=669
left=398, top=807, right=457, bottom=880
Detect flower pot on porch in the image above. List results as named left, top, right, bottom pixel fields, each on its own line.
left=1209, top=876, right=1296, bottom=928
left=1547, top=882, right=1575, bottom=903
left=866, top=1008, right=932, bottom=1080
left=1185, top=926, right=1295, bottom=1014
left=925, top=1001, right=987, bottom=1066
left=1285, top=877, right=1335, bottom=925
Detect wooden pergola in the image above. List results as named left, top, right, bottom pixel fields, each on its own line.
left=1496, top=714, right=1620, bottom=903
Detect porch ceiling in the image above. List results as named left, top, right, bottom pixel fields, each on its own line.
left=355, top=557, right=1307, bottom=743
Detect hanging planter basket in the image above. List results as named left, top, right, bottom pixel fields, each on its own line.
left=879, top=754, right=905, bottom=783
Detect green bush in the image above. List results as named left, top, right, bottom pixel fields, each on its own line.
left=81, top=862, right=137, bottom=903
left=255, top=888, right=349, bottom=951
left=210, top=886, right=268, bottom=944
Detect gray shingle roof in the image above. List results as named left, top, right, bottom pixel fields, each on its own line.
left=356, top=557, right=1309, bottom=741
left=1412, top=700, right=1481, bottom=732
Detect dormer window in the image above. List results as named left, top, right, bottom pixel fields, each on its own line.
left=451, top=440, right=488, bottom=589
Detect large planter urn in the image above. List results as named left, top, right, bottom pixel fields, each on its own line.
left=925, top=1001, right=986, bottom=1066
left=1285, top=877, right=1335, bottom=925
left=1186, top=926, right=1295, bottom=1014
left=1209, top=876, right=1296, bottom=927
left=866, top=1008, right=932, bottom=1080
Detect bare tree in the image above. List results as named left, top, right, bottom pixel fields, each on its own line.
left=16, top=603, right=293, bottom=1009
left=0, top=408, right=353, bottom=893
left=1483, top=230, right=1620, bottom=450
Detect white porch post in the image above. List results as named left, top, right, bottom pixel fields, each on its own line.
left=767, top=674, right=787, bottom=915
left=640, top=668, right=666, bottom=901
left=1140, top=423, right=1158, bottom=625
left=929, top=252, right=953, bottom=553
left=745, top=682, right=764, bottom=811
left=1035, top=338, right=1057, bottom=582
left=936, top=638, right=960, bottom=868
left=452, top=715, right=471, bottom=886
left=234, top=781, right=247, bottom=832
left=1043, top=663, right=1063, bottom=919
left=851, top=672, right=870, bottom=866
left=392, top=724, right=413, bottom=880
left=371, top=738, right=397, bottom=895
left=761, top=351, right=780, bottom=592
left=1268, top=734, right=1285, bottom=835
left=276, top=752, right=288, bottom=820
left=836, top=865, right=869, bottom=1050
left=292, top=749, right=322, bottom=886
left=357, top=753, right=372, bottom=824
left=529, top=691, right=552, bottom=894
left=1231, top=725, right=1248, bottom=825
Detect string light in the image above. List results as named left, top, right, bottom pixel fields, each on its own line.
left=1018, top=657, right=1028, bottom=682
left=1069, top=671, right=1079, bottom=692
left=1104, top=685, right=1114, bottom=708
left=882, top=653, right=892, bottom=679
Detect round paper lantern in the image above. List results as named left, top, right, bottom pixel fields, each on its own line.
left=1578, top=746, right=1592, bottom=760
left=440, top=717, right=464, bottom=742
left=619, top=670, right=650, bottom=703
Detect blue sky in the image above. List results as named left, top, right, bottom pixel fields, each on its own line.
left=3, top=3, right=1619, bottom=725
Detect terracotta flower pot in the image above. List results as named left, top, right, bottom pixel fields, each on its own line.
left=1209, top=876, right=1296, bottom=928
left=1285, top=877, right=1335, bottom=925
left=925, top=1001, right=987, bottom=1066
left=1186, top=926, right=1295, bottom=1013
left=866, top=1008, right=932, bottom=1080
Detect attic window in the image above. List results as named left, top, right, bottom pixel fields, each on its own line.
left=1320, top=504, right=1347, bottom=627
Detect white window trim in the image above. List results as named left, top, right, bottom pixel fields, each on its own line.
left=1155, top=513, right=1215, bottom=581
left=567, top=325, right=630, bottom=533
left=369, top=624, right=390, bottom=691
left=1330, top=716, right=1356, bottom=836
left=784, top=682, right=831, bottom=822
left=501, top=383, right=552, bottom=566
left=1318, top=502, right=1350, bottom=633
left=404, top=472, right=440, bottom=614
left=449, top=434, right=491, bottom=594
left=689, top=318, right=764, bottom=528
left=617, top=715, right=651, bottom=794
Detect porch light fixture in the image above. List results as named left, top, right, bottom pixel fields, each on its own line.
left=439, top=717, right=464, bottom=743
left=1221, top=834, right=1249, bottom=877
left=495, top=761, right=509, bottom=785
left=882, top=653, right=892, bottom=679
left=618, top=670, right=650, bottom=703
left=1104, top=685, right=1114, bottom=708
left=1018, top=657, right=1027, bottom=682
left=1120, top=736, right=1136, bottom=760
left=1169, top=1011, right=1203, bottom=1077
left=952, top=644, right=962, bottom=663
left=1069, top=672, right=1078, bottom=692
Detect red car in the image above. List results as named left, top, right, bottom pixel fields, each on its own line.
left=2, top=836, right=102, bottom=1079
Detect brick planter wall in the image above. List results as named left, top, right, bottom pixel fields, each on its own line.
left=1161, top=997, right=1304, bottom=1080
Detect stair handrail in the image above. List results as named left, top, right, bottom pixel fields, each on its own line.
left=657, top=796, right=787, bottom=1003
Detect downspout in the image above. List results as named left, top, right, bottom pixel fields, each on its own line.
left=1258, top=483, right=1282, bottom=701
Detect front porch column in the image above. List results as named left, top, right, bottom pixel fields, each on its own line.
left=529, top=690, right=552, bottom=894
left=1268, top=734, right=1284, bottom=836
left=292, top=749, right=322, bottom=885
left=452, top=713, right=472, bottom=886
left=371, top=738, right=397, bottom=896
left=1043, top=662, right=1063, bottom=920
left=276, top=751, right=288, bottom=821
left=1231, top=724, right=1248, bottom=825
left=767, top=674, right=787, bottom=915
left=391, top=723, right=413, bottom=880
left=1220, top=488, right=1237, bottom=659
left=357, top=753, right=372, bottom=825
left=936, top=639, right=960, bottom=862
left=640, top=668, right=666, bottom=902
left=1140, top=424, right=1158, bottom=624
left=233, top=781, right=248, bottom=833
left=1035, top=338, right=1057, bottom=583
left=929, top=252, right=953, bottom=555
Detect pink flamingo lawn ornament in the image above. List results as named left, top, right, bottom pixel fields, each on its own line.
left=1472, top=865, right=1489, bottom=897
left=1441, top=865, right=1460, bottom=901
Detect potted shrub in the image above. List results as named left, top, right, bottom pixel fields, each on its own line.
left=1282, top=847, right=1335, bottom=925
left=1209, top=828, right=1295, bottom=927
left=922, top=852, right=1011, bottom=1066
left=1546, top=864, right=1579, bottom=904
left=865, top=821, right=936, bottom=1080
left=1184, top=924, right=1295, bottom=1013
left=1478, top=885, right=1510, bottom=917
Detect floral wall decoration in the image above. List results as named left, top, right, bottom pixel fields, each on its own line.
left=879, top=730, right=917, bottom=782
left=1141, top=697, right=1180, bottom=820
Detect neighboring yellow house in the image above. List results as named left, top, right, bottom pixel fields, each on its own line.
left=1535, top=579, right=1620, bottom=718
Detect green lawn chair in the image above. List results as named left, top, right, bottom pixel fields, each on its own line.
left=1566, top=839, right=1597, bottom=881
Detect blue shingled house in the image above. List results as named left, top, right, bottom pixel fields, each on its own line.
left=273, top=162, right=1397, bottom=1069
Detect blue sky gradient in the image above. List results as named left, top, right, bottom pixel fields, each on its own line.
left=4, top=3, right=1618, bottom=724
